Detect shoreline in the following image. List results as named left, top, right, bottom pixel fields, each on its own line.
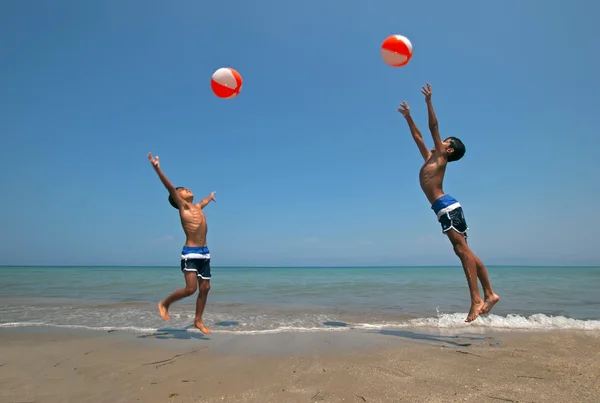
left=3, top=308, right=600, bottom=334
left=4, top=323, right=600, bottom=352
left=3, top=322, right=599, bottom=343
left=4, top=320, right=600, bottom=335
left=1, top=326, right=599, bottom=402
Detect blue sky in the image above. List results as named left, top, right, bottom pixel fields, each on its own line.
left=1, top=0, right=599, bottom=266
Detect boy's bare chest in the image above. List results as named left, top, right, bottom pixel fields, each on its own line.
left=419, top=161, right=444, bottom=189
left=180, top=207, right=206, bottom=226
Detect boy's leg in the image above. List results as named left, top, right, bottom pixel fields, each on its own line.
left=445, top=229, right=484, bottom=322
left=158, top=271, right=198, bottom=321
left=473, top=255, right=500, bottom=314
left=192, top=258, right=212, bottom=334
left=194, top=279, right=211, bottom=334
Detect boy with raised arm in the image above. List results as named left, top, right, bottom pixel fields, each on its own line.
left=148, top=152, right=216, bottom=334
left=397, top=83, right=500, bottom=322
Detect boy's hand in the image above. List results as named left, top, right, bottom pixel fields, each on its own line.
left=200, top=191, right=217, bottom=209
left=398, top=101, right=411, bottom=118
left=421, top=83, right=432, bottom=102
left=147, top=153, right=160, bottom=169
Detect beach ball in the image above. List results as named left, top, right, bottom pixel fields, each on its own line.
left=380, top=35, right=413, bottom=67
left=211, top=67, right=243, bottom=98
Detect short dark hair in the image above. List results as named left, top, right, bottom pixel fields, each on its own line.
left=168, top=187, right=184, bottom=209
left=446, top=137, right=466, bottom=162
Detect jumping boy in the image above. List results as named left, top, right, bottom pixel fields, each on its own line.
left=148, top=152, right=216, bottom=334
left=397, top=83, right=500, bottom=322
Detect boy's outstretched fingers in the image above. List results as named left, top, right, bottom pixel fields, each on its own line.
left=147, top=153, right=160, bottom=168
left=421, top=85, right=431, bottom=96
left=398, top=101, right=410, bottom=116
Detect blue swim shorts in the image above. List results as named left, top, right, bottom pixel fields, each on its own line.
left=431, top=195, right=469, bottom=238
left=180, top=245, right=211, bottom=280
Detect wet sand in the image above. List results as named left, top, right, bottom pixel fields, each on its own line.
left=0, top=327, right=599, bottom=402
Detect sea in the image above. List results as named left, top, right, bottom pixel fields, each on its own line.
left=1, top=266, right=599, bottom=334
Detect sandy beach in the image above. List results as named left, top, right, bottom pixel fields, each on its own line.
left=1, top=327, right=599, bottom=403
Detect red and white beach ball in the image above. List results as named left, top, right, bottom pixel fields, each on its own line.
left=210, top=67, right=243, bottom=99
left=380, top=35, right=413, bottom=67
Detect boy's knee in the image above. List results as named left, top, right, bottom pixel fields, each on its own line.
left=184, top=284, right=197, bottom=296
left=199, top=281, right=211, bottom=293
left=452, top=242, right=468, bottom=259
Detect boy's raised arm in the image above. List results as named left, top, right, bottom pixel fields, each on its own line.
left=199, top=191, right=217, bottom=209
left=398, top=101, right=431, bottom=161
left=421, top=83, right=444, bottom=157
left=147, top=153, right=184, bottom=208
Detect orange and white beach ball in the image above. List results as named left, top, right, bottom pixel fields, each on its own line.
left=380, top=35, right=413, bottom=67
left=210, top=67, right=243, bottom=99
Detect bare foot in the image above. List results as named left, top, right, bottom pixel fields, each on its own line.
left=157, top=301, right=170, bottom=321
left=465, top=301, right=484, bottom=323
left=194, top=320, right=212, bottom=335
left=480, top=293, right=500, bottom=315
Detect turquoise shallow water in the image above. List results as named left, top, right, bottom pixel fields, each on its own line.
left=1, top=266, right=599, bottom=333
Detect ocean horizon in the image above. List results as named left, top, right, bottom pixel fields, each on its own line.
left=1, top=265, right=599, bottom=334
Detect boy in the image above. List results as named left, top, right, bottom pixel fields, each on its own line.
left=148, top=152, right=216, bottom=334
left=397, top=83, right=500, bottom=323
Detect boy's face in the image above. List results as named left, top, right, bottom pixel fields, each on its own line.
left=431, top=139, right=455, bottom=155
left=442, top=138, right=455, bottom=157
left=177, top=187, right=194, bottom=202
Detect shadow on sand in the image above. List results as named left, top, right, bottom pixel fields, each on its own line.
left=137, top=327, right=210, bottom=341
left=136, top=321, right=242, bottom=341
left=323, top=321, right=350, bottom=328
left=135, top=320, right=491, bottom=348
left=376, top=329, right=486, bottom=347
left=320, top=321, right=490, bottom=348
left=213, top=320, right=240, bottom=327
